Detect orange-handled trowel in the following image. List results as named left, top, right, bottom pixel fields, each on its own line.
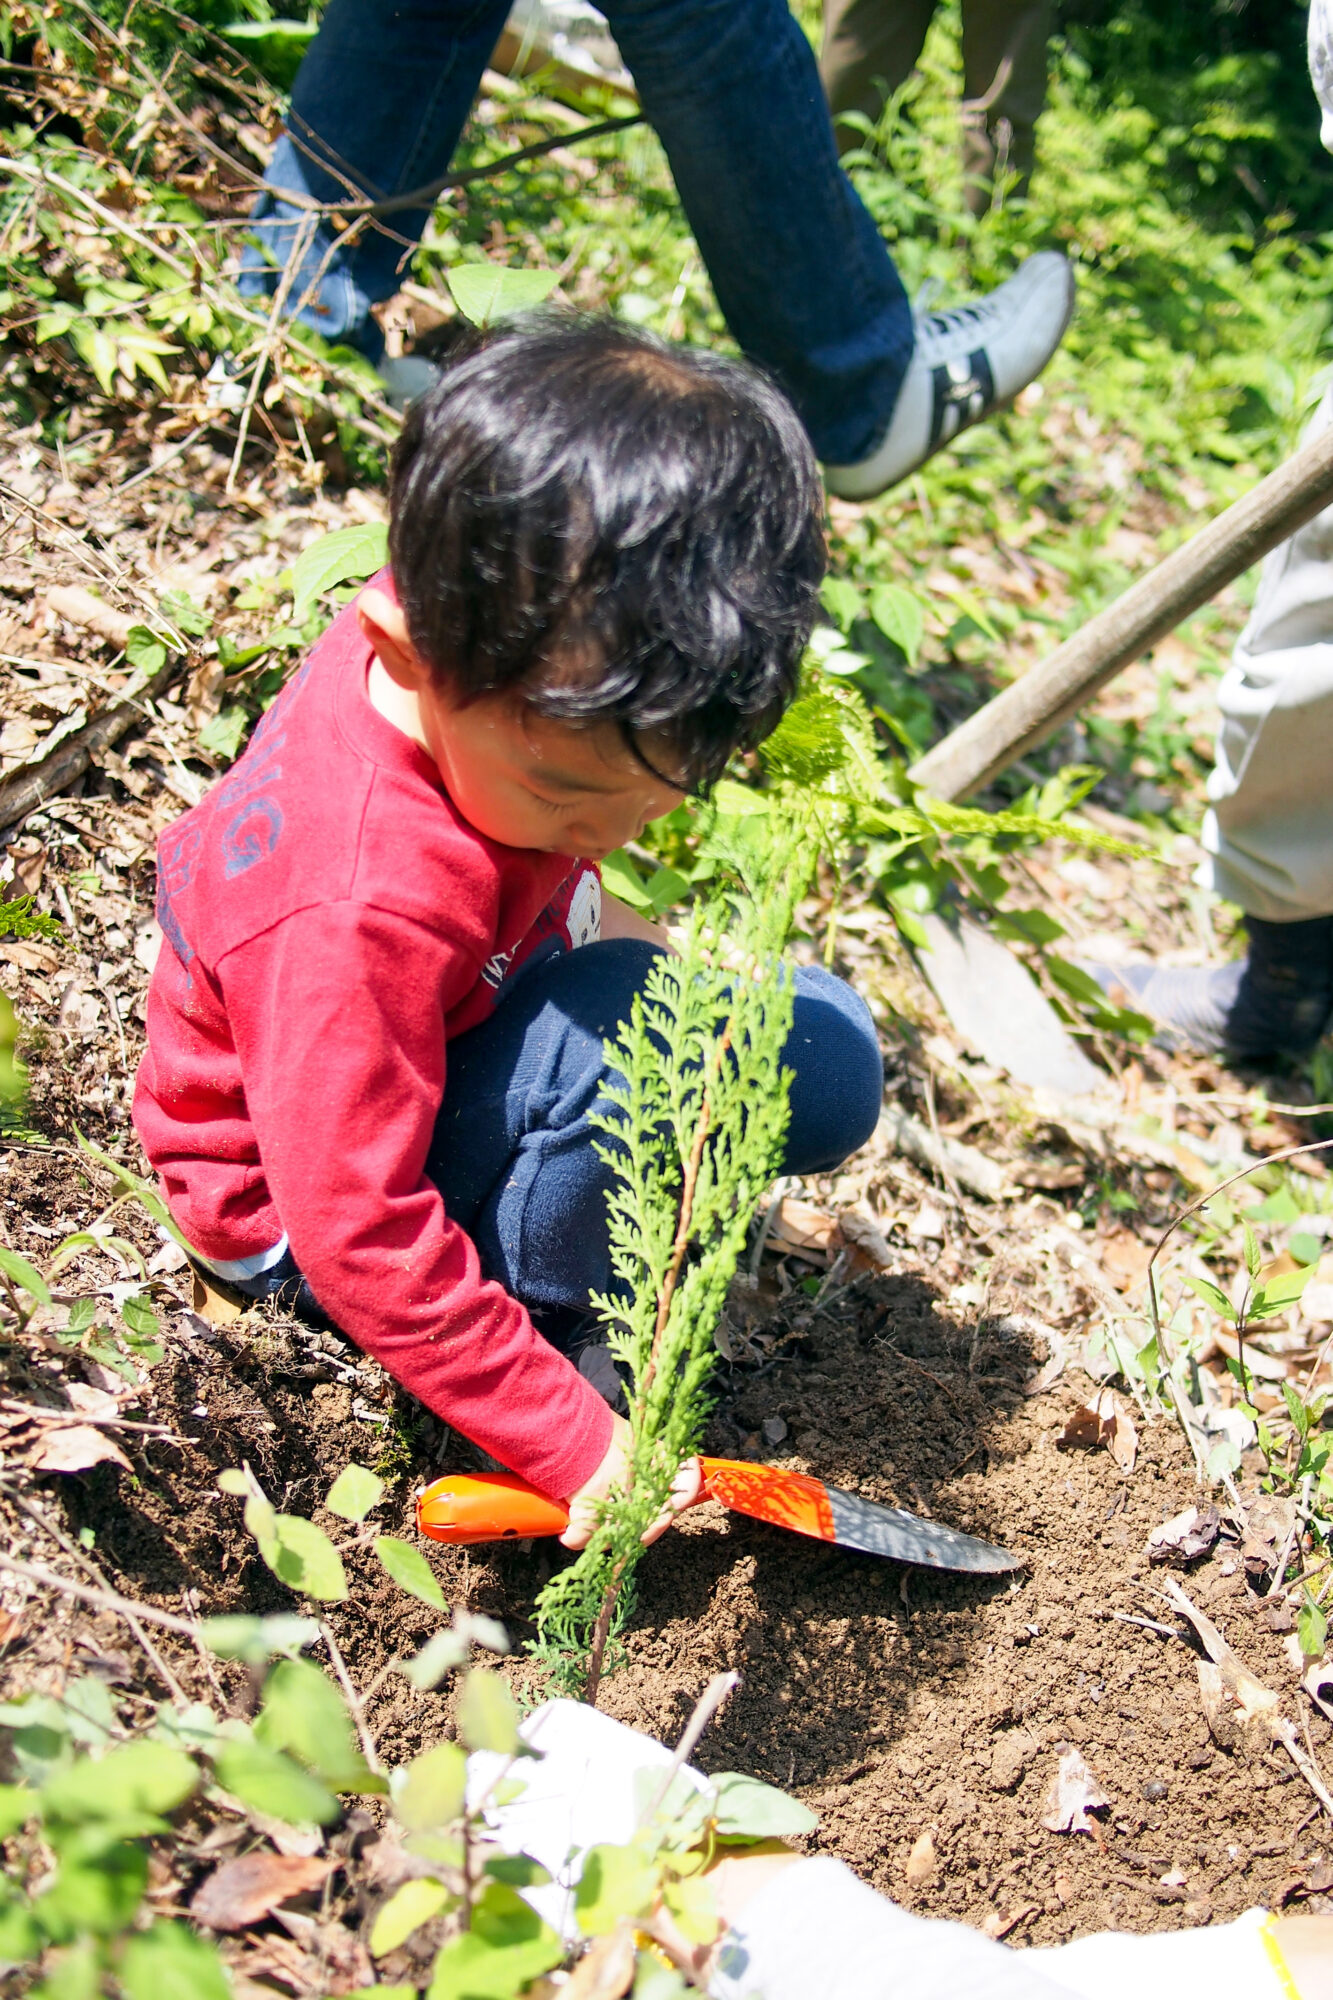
left=417, top=1458, right=1018, bottom=1574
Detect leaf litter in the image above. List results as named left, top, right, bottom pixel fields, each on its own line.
left=0, top=14, right=1328, bottom=1980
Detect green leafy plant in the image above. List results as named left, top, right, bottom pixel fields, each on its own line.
left=0, top=895, right=61, bottom=946
left=532, top=818, right=813, bottom=1701
left=445, top=263, right=560, bottom=327
left=221, top=1457, right=456, bottom=1614
left=1185, top=1217, right=1316, bottom=1485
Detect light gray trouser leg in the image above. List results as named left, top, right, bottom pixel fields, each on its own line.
left=1202, top=381, right=1333, bottom=922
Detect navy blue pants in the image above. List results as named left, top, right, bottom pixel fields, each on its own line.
left=238, top=0, right=914, bottom=465
left=230, top=939, right=883, bottom=1339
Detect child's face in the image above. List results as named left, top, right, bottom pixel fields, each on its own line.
left=360, top=588, right=686, bottom=858
left=418, top=685, right=685, bottom=859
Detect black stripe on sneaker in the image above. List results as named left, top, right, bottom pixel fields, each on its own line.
left=929, top=348, right=996, bottom=447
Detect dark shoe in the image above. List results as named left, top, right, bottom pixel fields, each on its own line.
left=1082, top=915, right=1333, bottom=1060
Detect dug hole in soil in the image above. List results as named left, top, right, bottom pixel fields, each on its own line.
left=3, top=1129, right=1325, bottom=1955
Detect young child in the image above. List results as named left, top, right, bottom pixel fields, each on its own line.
left=133, top=317, right=884, bottom=1547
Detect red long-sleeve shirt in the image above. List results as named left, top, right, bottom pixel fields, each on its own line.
left=132, top=594, right=615, bottom=1499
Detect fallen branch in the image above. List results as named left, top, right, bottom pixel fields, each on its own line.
left=0, top=1549, right=200, bottom=1637
left=876, top=1104, right=1011, bottom=1203
left=0, top=649, right=184, bottom=832
left=911, top=414, right=1333, bottom=800
left=44, top=584, right=136, bottom=651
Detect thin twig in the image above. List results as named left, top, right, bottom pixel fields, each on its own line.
left=1272, top=1716, right=1333, bottom=1820
left=0, top=157, right=399, bottom=445
left=639, top=1671, right=741, bottom=1825
left=1268, top=1474, right=1313, bottom=1598
left=1098, top=1610, right=1189, bottom=1639
left=117, top=418, right=219, bottom=494
left=8, top=1492, right=189, bottom=1700
left=53, top=0, right=643, bottom=221
left=226, top=208, right=318, bottom=494
left=1161, top=1573, right=1333, bottom=1821
left=2, top=1398, right=184, bottom=1439
left=0, top=1549, right=199, bottom=1635
left=319, top=1620, right=381, bottom=1774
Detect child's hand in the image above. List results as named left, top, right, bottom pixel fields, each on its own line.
left=560, top=1416, right=704, bottom=1550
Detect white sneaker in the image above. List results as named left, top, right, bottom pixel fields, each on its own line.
left=824, top=250, right=1075, bottom=500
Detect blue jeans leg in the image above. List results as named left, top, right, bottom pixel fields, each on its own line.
left=239, top=0, right=912, bottom=458
left=426, top=938, right=884, bottom=1319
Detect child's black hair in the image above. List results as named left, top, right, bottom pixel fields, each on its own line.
left=388, top=312, right=826, bottom=792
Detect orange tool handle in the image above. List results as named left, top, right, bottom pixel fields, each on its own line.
left=416, top=1458, right=835, bottom=1545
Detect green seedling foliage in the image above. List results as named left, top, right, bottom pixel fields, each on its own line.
left=532, top=821, right=810, bottom=1698
left=1298, top=1591, right=1329, bottom=1663
left=456, top=1669, right=522, bottom=1755
left=289, top=521, right=389, bottom=625
left=374, top=1534, right=447, bottom=1612
left=709, top=1773, right=818, bottom=1840
left=370, top=1876, right=454, bottom=1958
left=0, top=894, right=61, bottom=945
left=576, top=1843, right=658, bottom=1934
left=41, top=1741, right=197, bottom=1824
left=256, top=1656, right=385, bottom=1793
left=401, top=1630, right=472, bottom=1692
left=392, top=1742, right=468, bottom=1832
left=0, top=991, right=26, bottom=1120
left=445, top=263, right=559, bottom=326
left=0, top=1244, right=50, bottom=1308
left=220, top=1464, right=350, bottom=1600
left=324, top=1462, right=386, bottom=1522
left=119, top=1920, right=232, bottom=2000
left=427, top=1882, right=564, bottom=2000
left=213, top=1737, right=340, bottom=1825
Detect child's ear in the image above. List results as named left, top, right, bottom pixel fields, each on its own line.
left=358, top=586, right=431, bottom=692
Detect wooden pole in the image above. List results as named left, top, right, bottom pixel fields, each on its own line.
left=908, top=417, right=1333, bottom=802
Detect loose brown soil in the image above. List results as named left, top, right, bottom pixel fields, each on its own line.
left=2, top=1122, right=1329, bottom=1960
left=0, top=74, right=1329, bottom=1970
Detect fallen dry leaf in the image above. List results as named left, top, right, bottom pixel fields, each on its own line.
left=1097, top=1227, right=1153, bottom=1295
left=1192, top=1656, right=1232, bottom=1752
left=1161, top=1576, right=1281, bottom=1733
left=769, top=1198, right=837, bottom=1259
left=192, top=1270, right=244, bottom=1326
left=64, top=1382, right=125, bottom=1419
left=1018, top=1320, right=1068, bottom=1396
left=1058, top=1389, right=1137, bottom=1472
left=1240, top=1493, right=1297, bottom=1589
left=1200, top=1656, right=1240, bottom=1752
left=836, top=1208, right=894, bottom=1270
left=1303, top=1657, right=1333, bottom=1724
left=904, top=1829, right=938, bottom=1886
left=191, top=1850, right=335, bottom=1932
left=1146, top=1505, right=1220, bottom=1567
left=1040, top=1749, right=1111, bottom=1835
left=273, top=1907, right=372, bottom=1991
left=981, top=1902, right=1038, bottom=1940
left=29, top=1424, right=132, bottom=1475
left=564, top=1922, right=637, bottom=2000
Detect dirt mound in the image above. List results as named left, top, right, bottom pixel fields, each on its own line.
left=2, top=1167, right=1324, bottom=1953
